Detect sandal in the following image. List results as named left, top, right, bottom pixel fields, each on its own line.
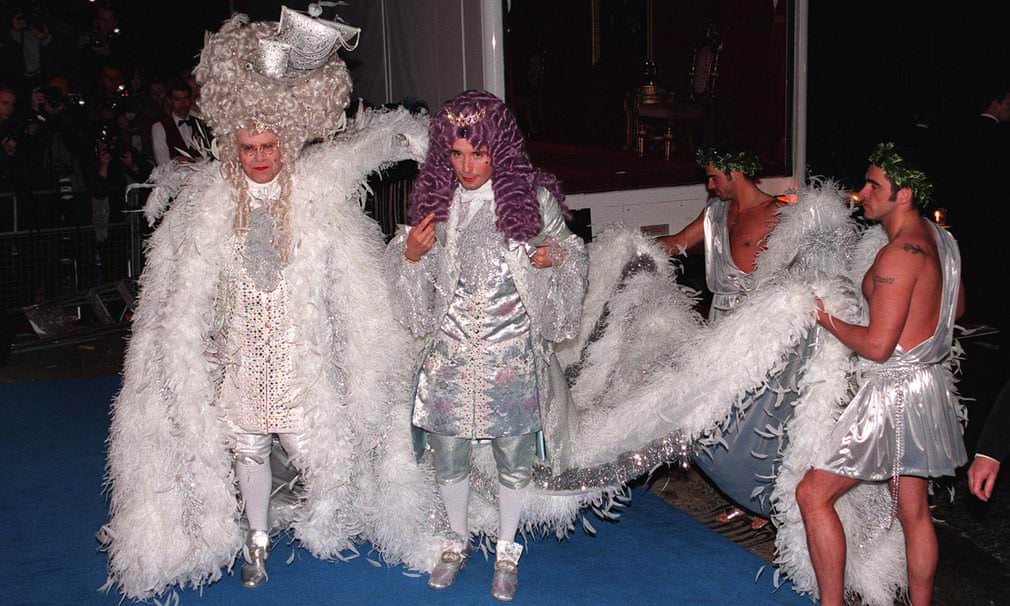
left=715, top=507, right=747, bottom=524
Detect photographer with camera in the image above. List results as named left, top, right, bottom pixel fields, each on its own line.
left=85, top=63, right=126, bottom=125
left=87, top=98, right=149, bottom=280
left=0, top=84, right=19, bottom=186
left=93, top=95, right=150, bottom=208
left=5, top=4, right=52, bottom=82
left=78, top=3, right=133, bottom=93
left=21, top=75, right=93, bottom=227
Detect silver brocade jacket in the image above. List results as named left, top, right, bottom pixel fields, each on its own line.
left=385, top=186, right=588, bottom=474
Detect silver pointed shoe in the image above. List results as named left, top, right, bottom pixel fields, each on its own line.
left=241, top=530, right=270, bottom=589
left=491, top=539, right=523, bottom=601
left=427, top=538, right=472, bottom=590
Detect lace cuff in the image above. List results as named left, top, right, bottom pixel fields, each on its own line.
left=524, top=232, right=588, bottom=342
left=383, top=227, right=439, bottom=336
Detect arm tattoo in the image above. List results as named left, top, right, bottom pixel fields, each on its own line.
left=903, top=243, right=928, bottom=256
left=874, top=275, right=895, bottom=285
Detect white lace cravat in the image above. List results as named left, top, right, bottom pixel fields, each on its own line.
left=458, top=179, right=494, bottom=229
left=246, top=175, right=282, bottom=208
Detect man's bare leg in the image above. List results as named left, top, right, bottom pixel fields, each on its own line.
left=892, top=476, right=935, bottom=606
left=795, top=469, right=860, bottom=606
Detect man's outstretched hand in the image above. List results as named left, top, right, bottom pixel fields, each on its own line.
left=405, top=212, right=436, bottom=262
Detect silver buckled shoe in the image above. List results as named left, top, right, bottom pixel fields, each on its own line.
left=491, top=539, right=523, bottom=601
left=428, top=537, right=472, bottom=590
left=241, top=530, right=270, bottom=589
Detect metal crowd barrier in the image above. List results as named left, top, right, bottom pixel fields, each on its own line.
left=0, top=187, right=145, bottom=310
left=1, top=166, right=414, bottom=356
left=364, top=160, right=417, bottom=240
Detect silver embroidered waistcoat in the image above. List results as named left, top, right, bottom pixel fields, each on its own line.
left=216, top=177, right=299, bottom=434
left=385, top=183, right=589, bottom=473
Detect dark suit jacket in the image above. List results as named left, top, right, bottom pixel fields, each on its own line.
left=949, top=116, right=1010, bottom=326
left=977, top=378, right=1010, bottom=463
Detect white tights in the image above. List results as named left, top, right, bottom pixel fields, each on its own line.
left=234, top=433, right=303, bottom=532
left=438, top=477, right=526, bottom=544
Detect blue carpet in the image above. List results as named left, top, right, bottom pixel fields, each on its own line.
left=0, top=378, right=813, bottom=605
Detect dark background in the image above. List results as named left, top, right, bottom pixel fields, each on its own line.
left=505, top=0, right=789, bottom=176
left=10, top=0, right=1005, bottom=188
left=806, top=0, right=1010, bottom=187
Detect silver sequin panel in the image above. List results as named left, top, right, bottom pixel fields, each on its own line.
left=218, top=222, right=298, bottom=434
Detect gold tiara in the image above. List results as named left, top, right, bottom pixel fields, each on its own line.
left=446, top=108, right=485, bottom=128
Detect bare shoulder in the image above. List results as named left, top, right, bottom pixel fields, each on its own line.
left=872, top=237, right=930, bottom=278
left=896, top=236, right=933, bottom=259
left=764, top=197, right=786, bottom=222
left=675, top=208, right=707, bottom=240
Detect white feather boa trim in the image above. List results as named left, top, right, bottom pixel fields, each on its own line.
left=103, top=108, right=439, bottom=599
left=561, top=182, right=907, bottom=604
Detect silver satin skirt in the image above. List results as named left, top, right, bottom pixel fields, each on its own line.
left=820, top=363, right=967, bottom=480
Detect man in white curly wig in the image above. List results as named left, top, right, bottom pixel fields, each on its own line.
left=102, top=8, right=436, bottom=598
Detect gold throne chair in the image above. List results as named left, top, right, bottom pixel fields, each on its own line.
left=625, top=24, right=723, bottom=161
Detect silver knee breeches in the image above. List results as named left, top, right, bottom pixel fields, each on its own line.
left=427, top=433, right=536, bottom=490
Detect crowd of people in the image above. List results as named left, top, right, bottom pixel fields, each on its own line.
left=0, top=1, right=210, bottom=233
left=3, top=3, right=1001, bottom=606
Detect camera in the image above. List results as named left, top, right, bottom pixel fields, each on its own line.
left=27, top=10, right=47, bottom=32
left=89, top=27, right=121, bottom=49
left=13, top=3, right=48, bottom=31
left=96, top=125, right=120, bottom=156
left=22, top=111, right=46, bottom=138
left=68, top=93, right=86, bottom=108
left=40, top=86, right=64, bottom=107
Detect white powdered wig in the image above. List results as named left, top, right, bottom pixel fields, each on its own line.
left=195, top=15, right=352, bottom=164
left=196, top=14, right=354, bottom=260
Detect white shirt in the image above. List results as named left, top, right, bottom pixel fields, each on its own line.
left=151, top=113, right=197, bottom=166
left=457, top=179, right=494, bottom=230
left=10, top=27, right=51, bottom=77
left=246, top=174, right=281, bottom=208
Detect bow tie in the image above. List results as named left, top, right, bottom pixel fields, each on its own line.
left=177, top=117, right=195, bottom=128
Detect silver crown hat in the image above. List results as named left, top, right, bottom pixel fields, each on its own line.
left=195, top=7, right=355, bottom=146
left=254, top=6, right=361, bottom=80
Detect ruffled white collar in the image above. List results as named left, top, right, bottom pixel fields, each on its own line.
left=457, top=180, right=494, bottom=228
left=246, top=175, right=281, bottom=204
left=458, top=178, right=494, bottom=203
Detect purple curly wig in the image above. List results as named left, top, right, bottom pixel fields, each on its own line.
left=409, top=90, right=567, bottom=242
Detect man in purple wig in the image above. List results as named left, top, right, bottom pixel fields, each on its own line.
left=384, top=90, right=587, bottom=601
